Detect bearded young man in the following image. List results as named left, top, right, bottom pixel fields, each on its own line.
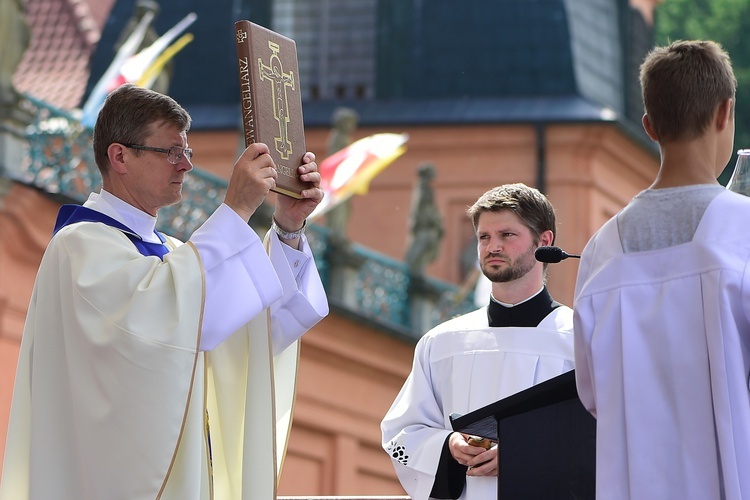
left=381, top=183, right=574, bottom=500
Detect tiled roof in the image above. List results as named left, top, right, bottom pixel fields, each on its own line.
left=14, top=0, right=114, bottom=110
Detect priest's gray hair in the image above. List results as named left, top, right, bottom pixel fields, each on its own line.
left=93, top=83, right=192, bottom=173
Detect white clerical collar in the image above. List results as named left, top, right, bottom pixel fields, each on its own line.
left=83, top=190, right=161, bottom=244
left=491, top=286, right=545, bottom=307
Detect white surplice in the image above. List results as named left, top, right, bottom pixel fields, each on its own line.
left=574, top=189, right=750, bottom=500
left=381, top=306, right=574, bottom=500
left=0, top=193, right=328, bottom=500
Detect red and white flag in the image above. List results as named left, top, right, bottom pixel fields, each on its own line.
left=310, top=133, right=408, bottom=219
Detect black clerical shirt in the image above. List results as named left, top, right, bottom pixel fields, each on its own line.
left=486, top=287, right=563, bottom=328
left=430, top=286, right=562, bottom=499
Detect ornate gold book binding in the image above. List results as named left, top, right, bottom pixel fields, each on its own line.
left=235, top=20, right=310, bottom=199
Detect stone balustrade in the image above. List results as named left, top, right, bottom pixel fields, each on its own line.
left=5, top=93, right=477, bottom=341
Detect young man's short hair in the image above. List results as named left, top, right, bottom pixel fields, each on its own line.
left=639, top=40, right=736, bottom=143
left=467, top=183, right=556, bottom=246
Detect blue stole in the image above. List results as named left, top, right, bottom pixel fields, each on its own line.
left=54, top=205, right=170, bottom=260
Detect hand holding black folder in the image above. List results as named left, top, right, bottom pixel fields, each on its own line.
left=450, top=370, right=596, bottom=500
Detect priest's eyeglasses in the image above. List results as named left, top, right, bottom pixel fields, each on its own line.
left=122, top=144, right=193, bottom=164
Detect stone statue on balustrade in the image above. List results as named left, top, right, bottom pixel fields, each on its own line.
left=405, top=162, right=444, bottom=275
left=325, top=107, right=358, bottom=243
left=0, top=0, right=33, bottom=181
left=0, top=0, right=30, bottom=107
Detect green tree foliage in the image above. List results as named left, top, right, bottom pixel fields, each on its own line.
left=655, top=0, right=750, bottom=182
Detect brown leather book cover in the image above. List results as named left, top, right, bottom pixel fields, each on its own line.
left=234, top=20, right=310, bottom=199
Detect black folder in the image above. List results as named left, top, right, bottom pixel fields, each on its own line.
left=450, top=370, right=596, bottom=500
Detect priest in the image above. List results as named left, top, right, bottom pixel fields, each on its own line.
left=381, top=183, right=574, bottom=500
left=0, top=84, right=329, bottom=500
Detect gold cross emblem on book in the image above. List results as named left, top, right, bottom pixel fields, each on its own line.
left=258, top=41, right=295, bottom=160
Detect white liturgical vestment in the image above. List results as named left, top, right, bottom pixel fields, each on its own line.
left=381, top=304, right=574, bottom=500
left=0, top=191, right=329, bottom=500
left=574, top=189, right=750, bottom=500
